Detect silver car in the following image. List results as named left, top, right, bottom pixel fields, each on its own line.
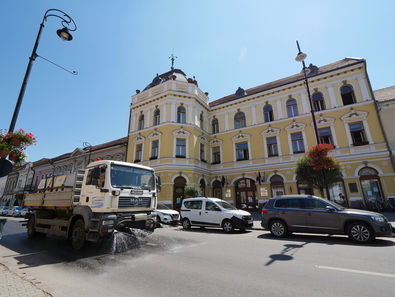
left=261, top=195, right=394, bottom=243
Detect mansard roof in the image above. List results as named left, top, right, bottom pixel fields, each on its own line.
left=209, top=57, right=365, bottom=108
left=142, top=69, right=189, bottom=91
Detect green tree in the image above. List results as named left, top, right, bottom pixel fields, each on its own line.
left=184, top=185, right=202, bottom=198
left=295, top=144, right=343, bottom=198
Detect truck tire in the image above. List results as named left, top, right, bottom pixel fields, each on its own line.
left=27, top=215, right=37, bottom=238
left=71, top=219, right=90, bottom=250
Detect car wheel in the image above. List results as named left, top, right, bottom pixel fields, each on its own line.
left=269, top=220, right=288, bottom=238
left=182, top=218, right=191, bottom=229
left=71, top=219, right=90, bottom=250
left=222, top=220, right=234, bottom=233
left=347, top=222, right=374, bottom=244
left=27, top=215, right=37, bottom=238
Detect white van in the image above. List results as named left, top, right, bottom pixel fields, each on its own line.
left=180, top=197, right=253, bottom=232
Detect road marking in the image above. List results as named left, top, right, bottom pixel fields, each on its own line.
left=317, top=265, right=395, bottom=278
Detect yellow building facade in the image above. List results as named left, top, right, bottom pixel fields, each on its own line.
left=126, top=59, right=395, bottom=211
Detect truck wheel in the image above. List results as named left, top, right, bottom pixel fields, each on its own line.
left=27, top=215, right=37, bottom=238
left=72, top=219, right=89, bottom=250
left=222, top=220, right=234, bottom=233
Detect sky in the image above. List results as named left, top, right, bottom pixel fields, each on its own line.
left=1, top=0, right=394, bottom=163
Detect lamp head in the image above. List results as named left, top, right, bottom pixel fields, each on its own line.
left=295, top=51, right=307, bottom=62
left=57, top=27, right=73, bottom=41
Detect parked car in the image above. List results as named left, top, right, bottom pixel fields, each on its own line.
left=7, top=206, right=23, bottom=217
left=261, top=195, right=394, bottom=244
left=155, top=204, right=180, bottom=226
left=20, top=208, right=31, bottom=217
left=0, top=206, right=10, bottom=216
left=180, top=197, right=253, bottom=232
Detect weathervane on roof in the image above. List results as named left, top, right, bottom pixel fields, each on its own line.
left=169, top=52, right=177, bottom=70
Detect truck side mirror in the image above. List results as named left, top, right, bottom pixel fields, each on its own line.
left=156, top=176, right=162, bottom=192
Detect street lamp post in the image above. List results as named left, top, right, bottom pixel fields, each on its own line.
left=8, top=9, right=77, bottom=133
left=0, top=9, right=76, bottom=177
left=295, top=40, right=331, bottom=200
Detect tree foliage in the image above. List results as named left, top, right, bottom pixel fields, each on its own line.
left=295, top=144, right=344, bottom=198
left=184, top=185, right=202, bottom=198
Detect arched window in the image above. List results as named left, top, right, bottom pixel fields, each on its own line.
left=270, top=175, right=284, bottom=197
left=213, top=180, right=222, bottom=199
left=234, top=111, right=246, bottom=129
left=341, top=85, right=356, bottom=105
left=138, top=114, right=145, bottom=130
left=263, top=105, right=274, bottom=122
left=312, top=92, right=325, bottom=111
left=177, top=106, right=186, bottom=123
left=235, top=178, right=257, bottom=210
left=153, top=109, right=160, bottom=126
left=200, top=179, right=206, bottom=196
left=286, top=99, right=299, bottom=117
left=359, top=167, right=383, bottom=206
left=211, top=118, right=219, bottom=134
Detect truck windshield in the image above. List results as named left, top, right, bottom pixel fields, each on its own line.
left=110, top=164, right=155, bottom=190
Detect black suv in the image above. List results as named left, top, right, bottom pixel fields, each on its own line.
left=261, top=195, right=394, bottom=243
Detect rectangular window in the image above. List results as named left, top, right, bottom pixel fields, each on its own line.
left=318, top=127, right=333, bottom=145
left=200, top=143, right=206, bottom=162
left=212, top=146, right=221, bottom=164
left=135, top=144, right=142, bottom=162
left=176, top=138, right=186, bottom=157
left=291, top=132, right=305, bottom=153
left=236, top=142, right=249, bottom=161
left=267, top=137, right=278, bottom=156
left=151, top=140, right=159, bottom=159
left=349, top=122, right=368, bottom=146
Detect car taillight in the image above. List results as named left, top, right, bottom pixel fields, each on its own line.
left=261, top=209, right=268, bottom=214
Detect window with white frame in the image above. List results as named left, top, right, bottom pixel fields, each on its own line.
left=236, top=142, right=249, bottom=161
left=212, top=146, right=221, bottom=164
left=267, top=136, right=278, bottom=156
left=234, top=111, right=246, bottom=129
left=138, top=114, right=145, bottom=130
left=318, top=127, right=333, bottom=145
left=177, top=106, right=186, bottom=123
left=135, top=144, right=142, bottom=162
left=349, top=122, right=368, bottom=146
left=291, top=132, right=304, bottom=153
left=200, top=143, right=206, bottom=162
left=212, top=118, right=219, bottom=134
left=341, top=85, right=356, bottom=106
left=264, top=105, right=274, bottom=122
left=153, top=109, right=160, bottom=126
left=176, top=138, right=186, bottom=157
left=151, top=140, right=159, bottom=159
left=312, top=92, right=326, bottom=111
left=286, top=99, right=299, bottom=117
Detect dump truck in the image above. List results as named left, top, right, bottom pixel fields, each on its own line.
left=23, top=160, right=160, bottom=250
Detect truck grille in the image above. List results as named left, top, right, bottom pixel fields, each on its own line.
left=118, top=196, right=151, bottom=208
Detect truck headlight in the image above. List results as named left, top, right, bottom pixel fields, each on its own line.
left=102, top=220, right=115, bottom=227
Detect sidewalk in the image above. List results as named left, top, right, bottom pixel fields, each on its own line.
left=0, top=263, right=52, bottom=297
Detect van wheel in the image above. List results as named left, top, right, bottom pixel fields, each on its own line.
left=27, top=215, right=37, bottom=238
left=269, top=220, right=288, bottom=238
left=222, top=220, right=234, bottom=233
left=347, top=222, right=374, bottom=244
left=71, top=219, right=90, bottom=250
left=182, top=218, right=191, bottom=229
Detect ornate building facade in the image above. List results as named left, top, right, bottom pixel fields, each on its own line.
left=127, top=59, right=395, bottom=210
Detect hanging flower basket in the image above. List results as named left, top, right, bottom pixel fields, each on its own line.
left=7, top=148, right=27, bottom=165
left=0, top=149, right=8, bottom=158
left=10, top=137, right=22, bottom=146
